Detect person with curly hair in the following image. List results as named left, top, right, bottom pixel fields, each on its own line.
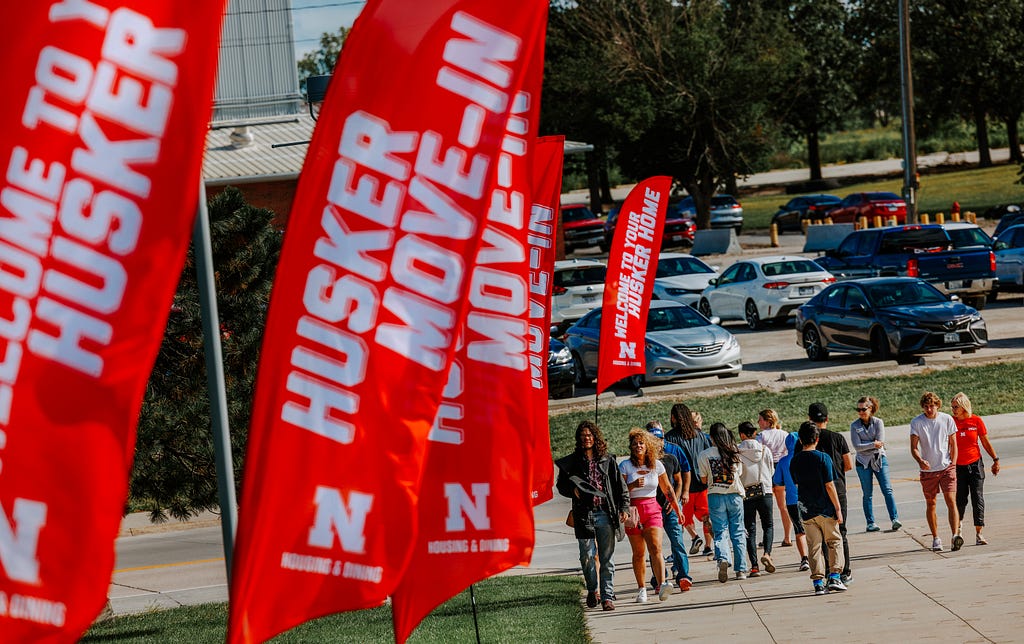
left=619, top=427, right=683, bottom=603
left=556, top=421, right=630, bottom=611
left=910, top=391, right=960, bottom=552
left=665, top=402, right=713, bottom=557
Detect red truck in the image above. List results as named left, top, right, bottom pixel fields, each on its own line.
left=561, top=203, right=606, bottom=252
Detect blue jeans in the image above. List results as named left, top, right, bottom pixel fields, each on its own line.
left=856, top=456, right=898, bottom=524
left=661, top=508, right=690, bottom=581
left=578, top=509, right=616, bottom=601
left=708, top=493, right=747, bottom=572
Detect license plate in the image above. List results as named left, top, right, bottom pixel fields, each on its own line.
left=582, top=294, right=597, bottom=303
left=799, top=286, right=814, bottom=295
left=670, top=234, right=684, bottom=241
left=944, top=332, right=959, bottom=343
left=947, top=280, right=964, bottom=290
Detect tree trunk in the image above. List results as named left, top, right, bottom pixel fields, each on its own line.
left=974, top=104, right=992, bottom=167
left=808, top=129, right=823, bottom=181
left=1007, top=114, right=1023, bottom=164
left=596, top=144, right=613, bottom=203
left=586, top=150, right=602, bottom=214
left=725, top=174, right=738, bottom=196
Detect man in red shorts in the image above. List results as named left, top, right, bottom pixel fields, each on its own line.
left=909, top=391, right=961, bottom=552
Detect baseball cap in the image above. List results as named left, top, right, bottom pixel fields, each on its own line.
left=808, top=402, right=828, bottom=423
left=645, top=424, right=665, bottom=439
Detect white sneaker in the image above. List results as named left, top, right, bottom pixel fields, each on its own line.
left=658, top=580, right=673, bottom=601
left=635, top=587, right=648, bottom=603
left=735, top=570, right=748, bottom=580
left=931, top=537, right=943, bottom=552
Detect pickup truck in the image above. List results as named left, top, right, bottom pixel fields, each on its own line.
left=816, top=224, right=996, bottom=309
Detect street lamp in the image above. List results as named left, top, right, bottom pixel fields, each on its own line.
left=305, top=74, right=332, bottom=121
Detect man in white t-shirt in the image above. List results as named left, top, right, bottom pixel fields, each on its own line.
left=909, top=391, right=961, bottom=552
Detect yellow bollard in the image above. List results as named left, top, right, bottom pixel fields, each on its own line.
left=936, top=212, right=944, bottom=225
left=825, top=216, right=833, bottom=225
left=873, top=215, right=882, bottom=228
left=858, top=215, right=868, bottom=230
left=770, top=223, right=780, bottom=247
left=968, top=211, right=977, bottom=224
left=951, top=211, right=961, bottom=222
left=921, top=213, right=930, bottom=224
left=801, top=219, right=809, bottom=235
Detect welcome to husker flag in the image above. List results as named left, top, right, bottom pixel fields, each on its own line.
left=228, top=1, right=549, bottom=642
left=0, top=2, right=226, bottom=641
left=596, top=176, right=671, bottom=394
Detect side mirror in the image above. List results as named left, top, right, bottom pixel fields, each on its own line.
left=710, top=316, right=721, bottom=325
left=708, top=278, right=718, bottom=286
left=949, top=294, right=961, bottom=302
left=994, top=240, right=1009, bottom=251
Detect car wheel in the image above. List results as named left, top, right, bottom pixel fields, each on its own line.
left=870, top=327, right=892, bottom=360
left=803, top=326, right=829, bottom=361
left=744, top=300, right=762, bottom=330
left=734, top=225, right=743, bottom=235
left=572, top=353, right=589, bottom=386
left=698, top=298, right=713, bottom=318
left=629, top=373, right=645, bottom=389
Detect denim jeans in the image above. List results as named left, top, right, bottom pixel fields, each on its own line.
left=578, top=509, right=616, bottom=601
left=856, top=456, right=899, bottom=524
left=661, top=508, right=690, bottom=581
left=708, top=493, right=747, bottom=572
left=743, top=494, right=774, bottom=565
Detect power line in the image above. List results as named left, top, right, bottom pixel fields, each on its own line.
left=223, top=1, right=365, bottom=18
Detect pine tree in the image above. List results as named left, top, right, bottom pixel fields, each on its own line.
left=131, top=187, right=282, bottom=521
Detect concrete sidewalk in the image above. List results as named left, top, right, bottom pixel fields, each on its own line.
left=574, top=416, right=1024, bottom=643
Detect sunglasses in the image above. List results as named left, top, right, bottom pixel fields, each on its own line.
left=856, top=407, right=870, bottom=412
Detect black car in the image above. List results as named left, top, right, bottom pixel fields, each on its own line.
left=771, top=194, right=842, bottom=233
left=547, top=337, right=575, bottom=399
left=993, top=210, right=1024, bottom=237
left=795, top=277, right=987, bottom=362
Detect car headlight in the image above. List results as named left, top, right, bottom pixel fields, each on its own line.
left=646, top=340, right=672, bottom=356
left=969, top=313, right=983, bottom=323
left=887, top=316, right=918, bottom=328
left=550, top=346, right=572, bottom=365
left=665, top=287, right=699, bottom=296
left=725, top=335, right=739, bottom=350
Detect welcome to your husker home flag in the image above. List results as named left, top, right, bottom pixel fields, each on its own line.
left=228, top=1, right=550, bottom=642
left=0, top=2, right=227, bottom=641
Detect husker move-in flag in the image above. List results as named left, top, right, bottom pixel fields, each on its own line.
left=390, top=51, right=547, bottom=640
left=0, top=2, right=226, bottom=640
left=526, top=136, right=563, bottom=505
left=596, top=176, right=671, bottom=394
left=228, top=1, right=550, bottom=641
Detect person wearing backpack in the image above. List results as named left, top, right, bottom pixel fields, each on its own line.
left=738, top=421, right=776, bottom=577
left=665, top=403, right=713, bottom=557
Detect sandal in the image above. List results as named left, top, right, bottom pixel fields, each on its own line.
left=780, top=541, right=793, bottom=547
left=976, top=535, right=988, bottom=545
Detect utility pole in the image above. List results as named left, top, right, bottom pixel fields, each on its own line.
left=898, top=0, right=918, bottom=223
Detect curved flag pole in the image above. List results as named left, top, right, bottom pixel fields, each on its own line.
left=193, top=181, right=238, bottom=584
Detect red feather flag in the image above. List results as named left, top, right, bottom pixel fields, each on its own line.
left=0, top=2, right=226, bottom=641
left=596, top=176, right=672, bottom=393
left=228, top=1, right=549, bottom=641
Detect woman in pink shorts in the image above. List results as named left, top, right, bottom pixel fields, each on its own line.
left=619, top=427, right=683, bottom=603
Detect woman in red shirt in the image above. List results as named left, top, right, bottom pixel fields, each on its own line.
left=950, top=392, right=1000, bottom=545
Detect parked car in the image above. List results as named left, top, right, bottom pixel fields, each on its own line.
left=550, top=258, right=606, bottom=332
left=547, top=337, right=575, bottom=399
left=602, top=204, right=696, bottom=251
left=561, top=203, right=605, bottom=252
left=943, top=222, right=993, bottom=249
left=697, top=256, right=835, bottom=329
left=795, top=277, right=987, bottom=362
left=983, top=203, right=1022, bottom=221
left=771, top=194, right=842, bottom=233
left=815, top=224, right=996, bottom=309
left=826, top=192, right=907, bottom=225
left=564, top=300, right=741, bottom=388
left=674, top=194, right=744, bottom=232
left=993, top=223, right=1024, bottom=291
left=651, top=253, right=720, bottom=306
left=993, top=210, right=1024, bottom=237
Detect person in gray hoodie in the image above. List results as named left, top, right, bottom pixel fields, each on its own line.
left=738, top=421, right=776, bottom=576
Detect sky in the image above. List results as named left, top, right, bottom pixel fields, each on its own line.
left=291, top=0, right=366, bottom=60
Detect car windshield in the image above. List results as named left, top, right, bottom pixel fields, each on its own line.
left=867, top=192, right=902, bottom=201
left=866, top=282, right=947, bottom=307
left=947, top=227, right=992, bottom=248
left=656, top=257, right=715, bottom=277
left=811, top=196, right=840, bottom=205
left=555, top=266, right=606, bottom=287
left=562, top=207, right=598, bottom=222
left=761, top=260, right=823, bottom=277
left=878, top=228, right=950, bottom=254
left=711, top=196, right=738, bottom=207
left=646, top=305, right=708, bottom=331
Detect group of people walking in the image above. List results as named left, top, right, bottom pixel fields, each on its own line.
left=556, top=392, right=1001, bottom=609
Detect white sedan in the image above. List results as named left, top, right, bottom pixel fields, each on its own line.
left=697, top=255, right=835, bottom=329
left=651, top=253, right=720, bottom=306
left=550, top=258, right=606, bottom=331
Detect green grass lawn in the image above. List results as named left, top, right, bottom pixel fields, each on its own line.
left=83, top=575, right=587, bottom=643
left=549, top=361, right=1024, bottom=460
left=740, top=163, right=1024, bottom=231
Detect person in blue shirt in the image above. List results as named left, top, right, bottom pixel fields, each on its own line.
left=789, top=421, right=846, bottom=595
left=772, top=431, right=809, bottom=571
left=646, top=421, right=693, bottom=593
